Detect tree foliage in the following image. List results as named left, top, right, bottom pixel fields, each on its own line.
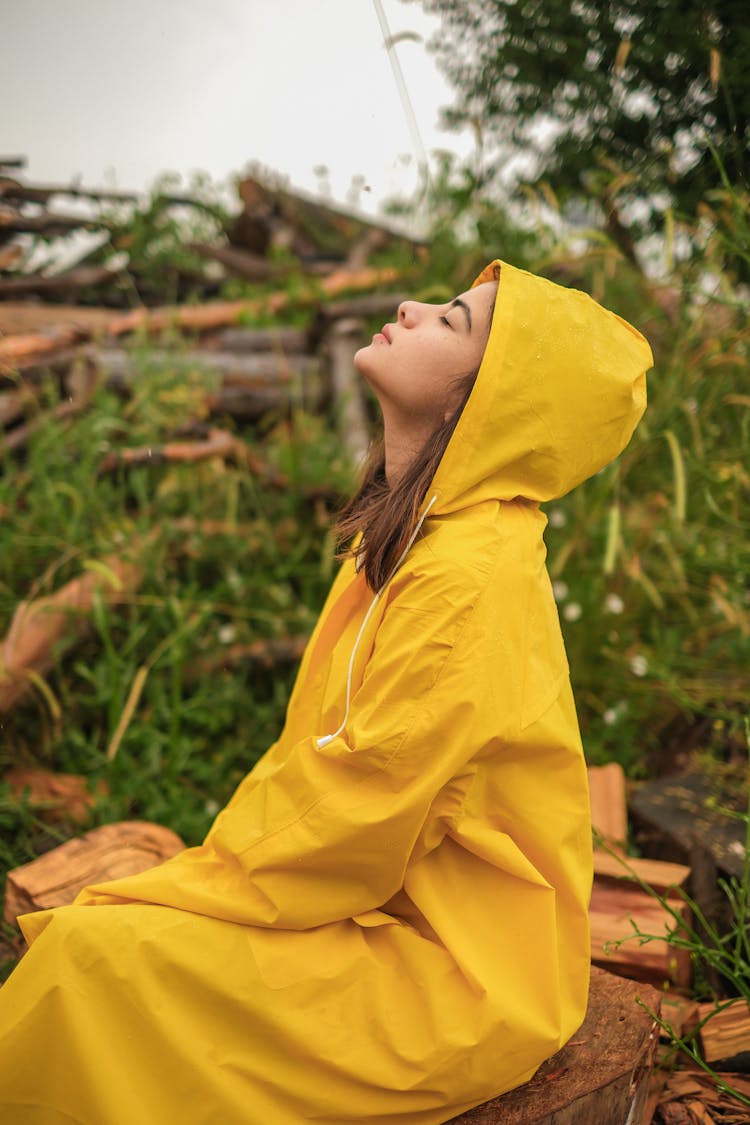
left=413, top=0, right=748, bottom=234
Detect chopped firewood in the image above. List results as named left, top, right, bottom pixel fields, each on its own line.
left=184, top=635, right=308, bottom=681
left=0, top=554, right=142, bottom=712
left=659, top=993, right=701, bottom=1039
left=5, top=769, right=109, bottom=825
left=588, top=762, right=628, bottom=853
left=3, top=821, right=184, bottom=924
left=448, top=967, right=661, bottom=1124
left=590, top=874, right=692, bottom=987
left=685, top=1000, right=750, bottom=1067
left=593, top=851, right=691, bottom=893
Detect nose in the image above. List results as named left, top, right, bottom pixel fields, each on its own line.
left=397, top=300, right=420, bottom=327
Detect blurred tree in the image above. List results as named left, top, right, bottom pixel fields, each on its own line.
left=410, top=0, right=748, bottom=255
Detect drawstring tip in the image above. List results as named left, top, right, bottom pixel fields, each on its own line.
left=316, top=734, right=334, bottom=749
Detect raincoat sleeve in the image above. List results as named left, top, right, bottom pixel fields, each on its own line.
left=76, top=542, right=563, bottom=930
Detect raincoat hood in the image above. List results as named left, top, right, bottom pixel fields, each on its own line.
left=429, top=259, right=652, bottom=514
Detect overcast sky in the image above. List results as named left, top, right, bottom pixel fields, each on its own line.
left=3, top=0, right=472, bottom=217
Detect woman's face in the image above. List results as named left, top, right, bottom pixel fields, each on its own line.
left=354, top=281, right=497, bottom=436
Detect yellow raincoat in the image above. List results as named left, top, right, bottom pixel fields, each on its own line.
left=0, top=261, right=651, bottom=1124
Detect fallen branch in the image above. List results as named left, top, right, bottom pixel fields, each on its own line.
left=0, top=554, right=143, bottom=712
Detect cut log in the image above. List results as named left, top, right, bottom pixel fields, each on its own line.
left=5, top=769, right=108, bottom=825
left=448, top=967, right=661, bottom=1124
left=588, top=762, right=628, bottom=854
left=3, top=821, right=184, bottom=925
left=590, top=874, right=692, bottom=988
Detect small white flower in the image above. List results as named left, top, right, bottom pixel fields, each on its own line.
left=204, top=799, right=220, bottom=817
left=630, top=653, right=649, bottom=677
left=226, top=569, right=244, bottom=593
left=603, top=708, right=618, bottom=725
left=218, top=624, right=236, bottom=645
left=553, top=580, right=569, bottom=602
left=685, top=398, right=698, bottom=414
left=548, top=508, right=567, bottom=528
left=604, top=593, right=625, bottom=615
left=563, top=602, right=582, bottom=622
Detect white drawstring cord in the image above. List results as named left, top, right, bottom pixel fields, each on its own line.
left=315, top=495, right=438, bottom=749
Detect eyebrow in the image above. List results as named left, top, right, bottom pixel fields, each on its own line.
left=450, top=298, right=472, bottom=332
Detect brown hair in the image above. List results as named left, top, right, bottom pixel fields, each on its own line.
left=335, top=373, right=476, bottom=591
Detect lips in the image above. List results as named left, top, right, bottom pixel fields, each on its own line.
left=380, top=324, right=393, bottom=343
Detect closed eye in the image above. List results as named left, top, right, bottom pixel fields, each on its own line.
left=440, top=315, right=452, bottom=327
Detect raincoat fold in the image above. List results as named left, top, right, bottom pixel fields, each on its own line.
left=0, top=260, right=652, bottom=1124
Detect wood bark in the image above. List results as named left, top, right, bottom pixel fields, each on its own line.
left=448, top=967, right=661, bottom=1124
left=3, top=821, right=184, bottom=925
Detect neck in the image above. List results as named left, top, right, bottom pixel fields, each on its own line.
left=381, top=411, right=434, bottom=487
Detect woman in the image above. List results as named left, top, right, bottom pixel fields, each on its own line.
left=0, top=259, right=652, bottom=1124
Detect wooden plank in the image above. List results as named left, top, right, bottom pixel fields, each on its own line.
left=448, top=967, right=661, bottom=1124
left=3, top=821, right=184, bottom=924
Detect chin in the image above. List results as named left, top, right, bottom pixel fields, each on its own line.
left=353, top=345, right=373, bottom=375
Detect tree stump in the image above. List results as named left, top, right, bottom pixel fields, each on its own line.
left=448, top=968, right=661, bottom=1125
